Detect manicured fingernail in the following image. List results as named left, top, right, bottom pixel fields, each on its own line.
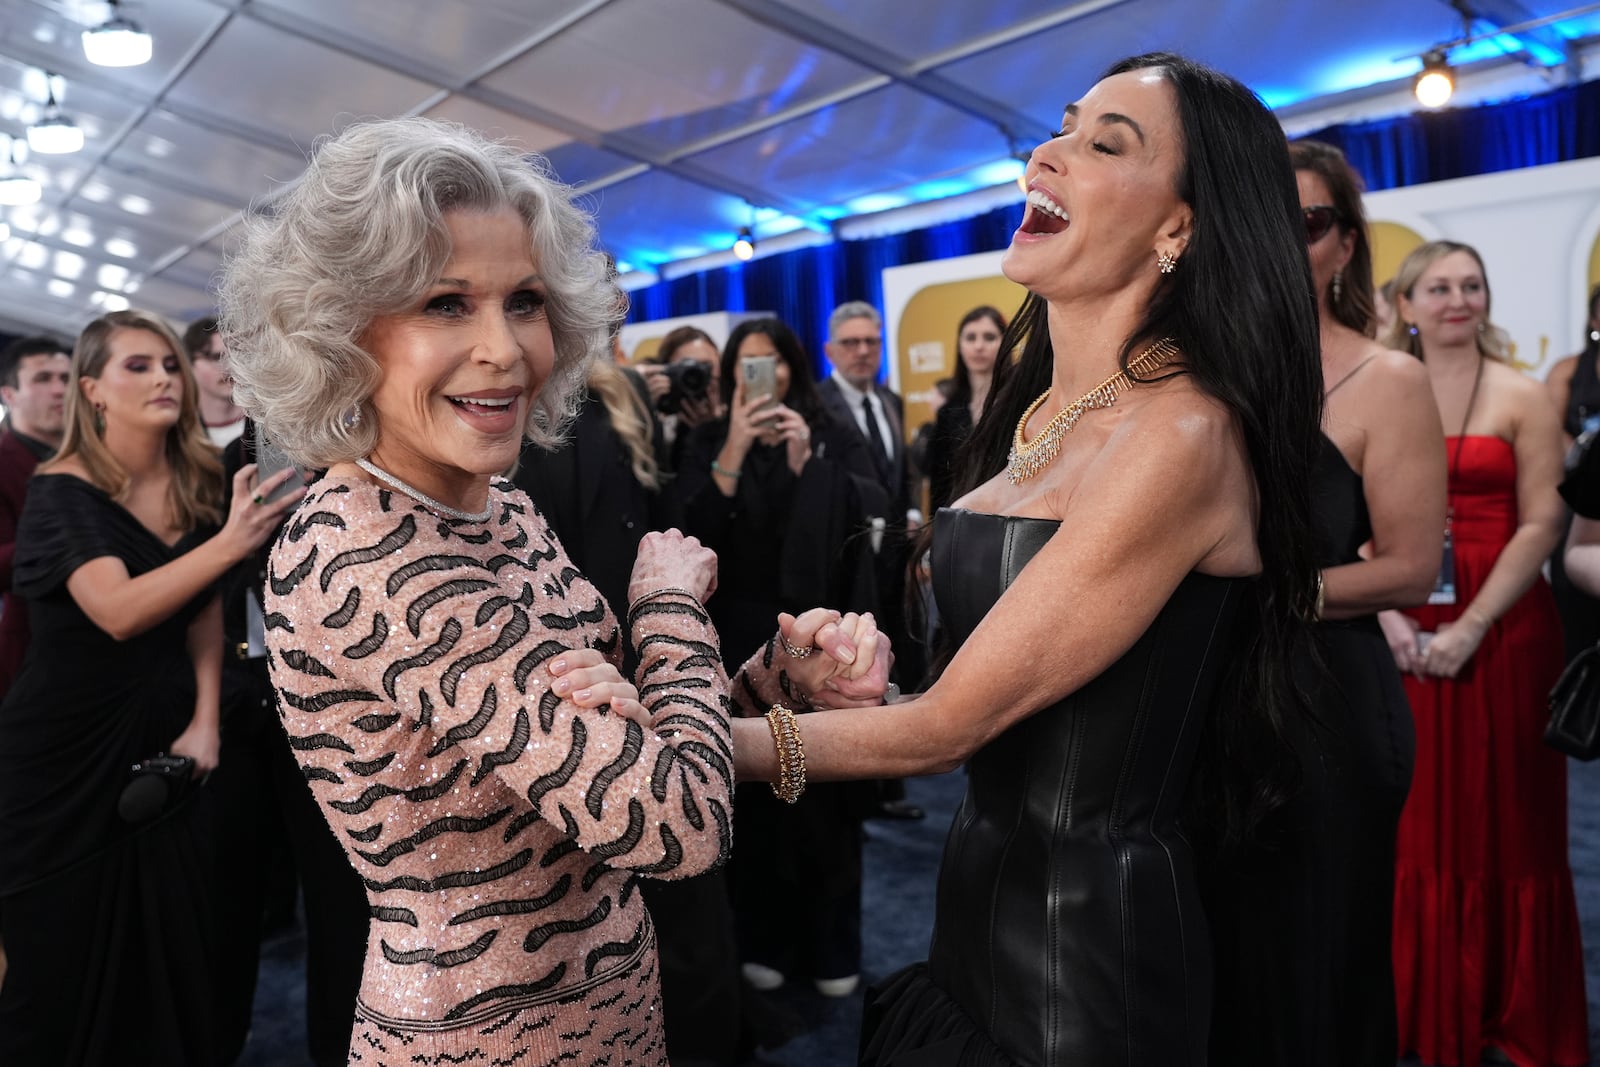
left=573, top=688, right=591, bottom=702
left=549, top=658, right=568, bottom=673
left=552, top=678, right=571, bottom=694
left=837, top=642, right=856, bottom=665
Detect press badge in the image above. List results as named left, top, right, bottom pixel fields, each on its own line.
left=1429, top=519, right=1457, bottom=606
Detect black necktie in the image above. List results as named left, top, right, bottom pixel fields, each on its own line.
left=862, top=393, right=893, bottom=480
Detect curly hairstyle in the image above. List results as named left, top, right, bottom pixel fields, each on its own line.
left=1381, top=240, right=1511, bottom=362
left=53, top=309, right=223, bottom=530
left=219, top=117, right=618, bottom=468
left=1289, top=139, right=1378, bottom=338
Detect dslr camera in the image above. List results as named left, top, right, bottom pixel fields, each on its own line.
left=655, top=360, right=712, bottom=414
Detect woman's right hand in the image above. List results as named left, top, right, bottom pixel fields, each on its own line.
left=1378, top=609, right=1422, bottom=675
left=722, top=378, right=772, bottom=462
left=221, top=463, right=303, bottom=562
left=628, top=530, right=718, bottom=607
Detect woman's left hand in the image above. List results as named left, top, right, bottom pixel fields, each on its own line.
left=777, top=608, right=894, bottom=709
left=765, top=406, right=813, bottom=475
left=548, top=649, right=651, bottom=726
left=169, top=718, right=221, bottom=777
left=1420, top=612, right=1488, bottom=679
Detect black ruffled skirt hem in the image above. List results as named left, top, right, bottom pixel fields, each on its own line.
left=859, top=963, right=1016, bottom=1067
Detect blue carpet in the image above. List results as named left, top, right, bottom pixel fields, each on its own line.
left=238, top=762, right=1600, bottom=1065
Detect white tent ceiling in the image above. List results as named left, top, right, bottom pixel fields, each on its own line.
left=0, top=0, right=1595, bottom=342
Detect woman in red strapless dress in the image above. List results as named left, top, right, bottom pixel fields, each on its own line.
left=1380, top=241, right=1586, bottom=1067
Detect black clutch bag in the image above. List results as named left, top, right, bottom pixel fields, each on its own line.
left=1546, top=645, right=1600, bottom=760
left=117, top=754, right=196, bottom=823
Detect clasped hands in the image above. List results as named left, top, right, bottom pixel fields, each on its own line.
left=546, top=607, right=893, bottom=727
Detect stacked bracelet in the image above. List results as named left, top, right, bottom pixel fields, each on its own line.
left=765, top=703, right=806, bottom=804
left=626, top=586, right=700, bottom=626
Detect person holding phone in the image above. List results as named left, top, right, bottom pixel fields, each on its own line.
left=0, top=309, right=301, bottom=1065
left=674, top=316, right=881, bottom=998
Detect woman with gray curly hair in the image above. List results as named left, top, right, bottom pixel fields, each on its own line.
left=219, top=116, right=889, bottom=1065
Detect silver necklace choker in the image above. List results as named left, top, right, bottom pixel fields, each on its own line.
left=354, top=457, right=492, bottom=523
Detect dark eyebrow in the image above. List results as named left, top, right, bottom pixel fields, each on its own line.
left=1061, top=103, right=1146, bottom=145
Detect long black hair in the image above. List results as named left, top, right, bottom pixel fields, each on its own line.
left=948, top=305, right=1011, bottom=410
left=719, top=317, right=826, bottom=426
left=957, top=53, right=1324, bottom=841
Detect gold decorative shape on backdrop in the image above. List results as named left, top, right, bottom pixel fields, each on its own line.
left=1368, top=220, right=1428, bottom=292
left=895, top=275, right=1028, bottom=443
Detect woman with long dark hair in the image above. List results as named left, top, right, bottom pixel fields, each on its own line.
left=729, top=54, right=1323, bottom=1064
left=0, top=309, right=297, bottom=1064
left=1381, top=241, right=1585, bottom=1067
left=673, top=315, right=881, bottom=998
left=925, top=305, right=1009, bottom=512
left=1202, top=138, right=1447, bottom=1067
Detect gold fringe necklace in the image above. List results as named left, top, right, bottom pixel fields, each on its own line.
left=1006, top=337, right=1179, bottom=485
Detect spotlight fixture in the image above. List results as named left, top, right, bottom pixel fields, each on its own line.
left=27, top=80, right=84, bottom=155
left=1414, top=50, right=1455, bottom=108
left=0, top=143, right=40, bottom=207
left=732, top=226, right=755, bottom=261
left=82, top=0, right=153, bottom=68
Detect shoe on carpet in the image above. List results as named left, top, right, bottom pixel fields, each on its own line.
left=741, top=961, right=786, bottom=991
left=814, top=974, right=860, bottom=997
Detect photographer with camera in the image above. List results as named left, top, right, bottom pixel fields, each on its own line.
left=641, top=325, right=724, bottom=472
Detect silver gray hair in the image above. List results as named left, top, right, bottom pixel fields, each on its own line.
left=828, top=300, right=881, bottom=342
left=218, top=117, right=618, bottom=467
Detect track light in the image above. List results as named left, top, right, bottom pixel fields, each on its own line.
left=82, top=1, right=153, bottom=68
left=1414, top=50, right=1455, bottom=109
left=0, top=142, right=40, bottom=207
left=732, top=226, right=755, bottom=261
left=27, top=80, right=83, bottom=155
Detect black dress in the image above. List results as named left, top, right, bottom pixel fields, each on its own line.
left=0, top=474, right=218, bottom=1066
left=1203, top=435, right=1415, bottom=1067
left=1553, top=348, right=1600, bottom=660
left=862, top=508, right=1244, bottom=1066
left=676, top=418, right=879, bottom=985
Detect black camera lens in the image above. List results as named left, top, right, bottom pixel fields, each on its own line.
left=657, top=360, right=713, bottom=414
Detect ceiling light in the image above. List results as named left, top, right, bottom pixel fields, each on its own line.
left=0, top=173, right=41, bottom=206
left=82, top=2, right=153, bottom=68
left=732, top=226, right=755, bottom=261
left=27, top=82, right=83, bottom=154
left=1414, top=50, right=1455, bottom=109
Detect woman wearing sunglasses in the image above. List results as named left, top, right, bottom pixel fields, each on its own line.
left=1203, top=140, right=1448, bottom=1067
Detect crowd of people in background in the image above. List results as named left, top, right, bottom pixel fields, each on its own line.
left=0, top=51, right=1596, bottom=1067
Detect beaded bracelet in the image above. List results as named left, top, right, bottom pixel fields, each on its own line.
left=626, top=587, right=700, bottom=627
left=711, top=459, right=742, bottom=480
left=766, top=703, right=806, bottom=804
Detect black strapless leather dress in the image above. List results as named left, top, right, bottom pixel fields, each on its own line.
left=861, top=509, right=1245, bottom=1067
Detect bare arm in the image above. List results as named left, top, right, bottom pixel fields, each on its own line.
left=1322, top=353, right=1447, bottom=616
left=733, top=400, right=1255, bottom=782
left=60, top=466, right=296, bottom=642
left=169, top=595, right=223, bottom=774
left=1546, top=355, right=1577, bottom=446
left=1565, top=515, right=1600, bottom=598
left=1423, top=372, right=1566, bottom=677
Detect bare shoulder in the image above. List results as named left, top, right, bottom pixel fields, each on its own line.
left=1488, top=358, right=1558, bottom=410
left=1360, top=346, right=1429, bottom=388
left=1120, top=378, right=1237, bottom=457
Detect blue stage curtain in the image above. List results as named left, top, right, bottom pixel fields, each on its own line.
left=624, top=76, right=1600, bottom=375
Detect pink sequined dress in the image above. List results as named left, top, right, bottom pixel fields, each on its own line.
left=266, top=475, right=785, bottom=1066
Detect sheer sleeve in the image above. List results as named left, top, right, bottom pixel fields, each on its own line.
left=266, top=482, right=734, bottom=880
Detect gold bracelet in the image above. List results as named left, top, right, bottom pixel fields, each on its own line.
left=765, top=703, right=806, bottom=804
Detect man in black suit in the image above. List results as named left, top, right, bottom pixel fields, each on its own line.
left=816, top=302, right=925, bottom=819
